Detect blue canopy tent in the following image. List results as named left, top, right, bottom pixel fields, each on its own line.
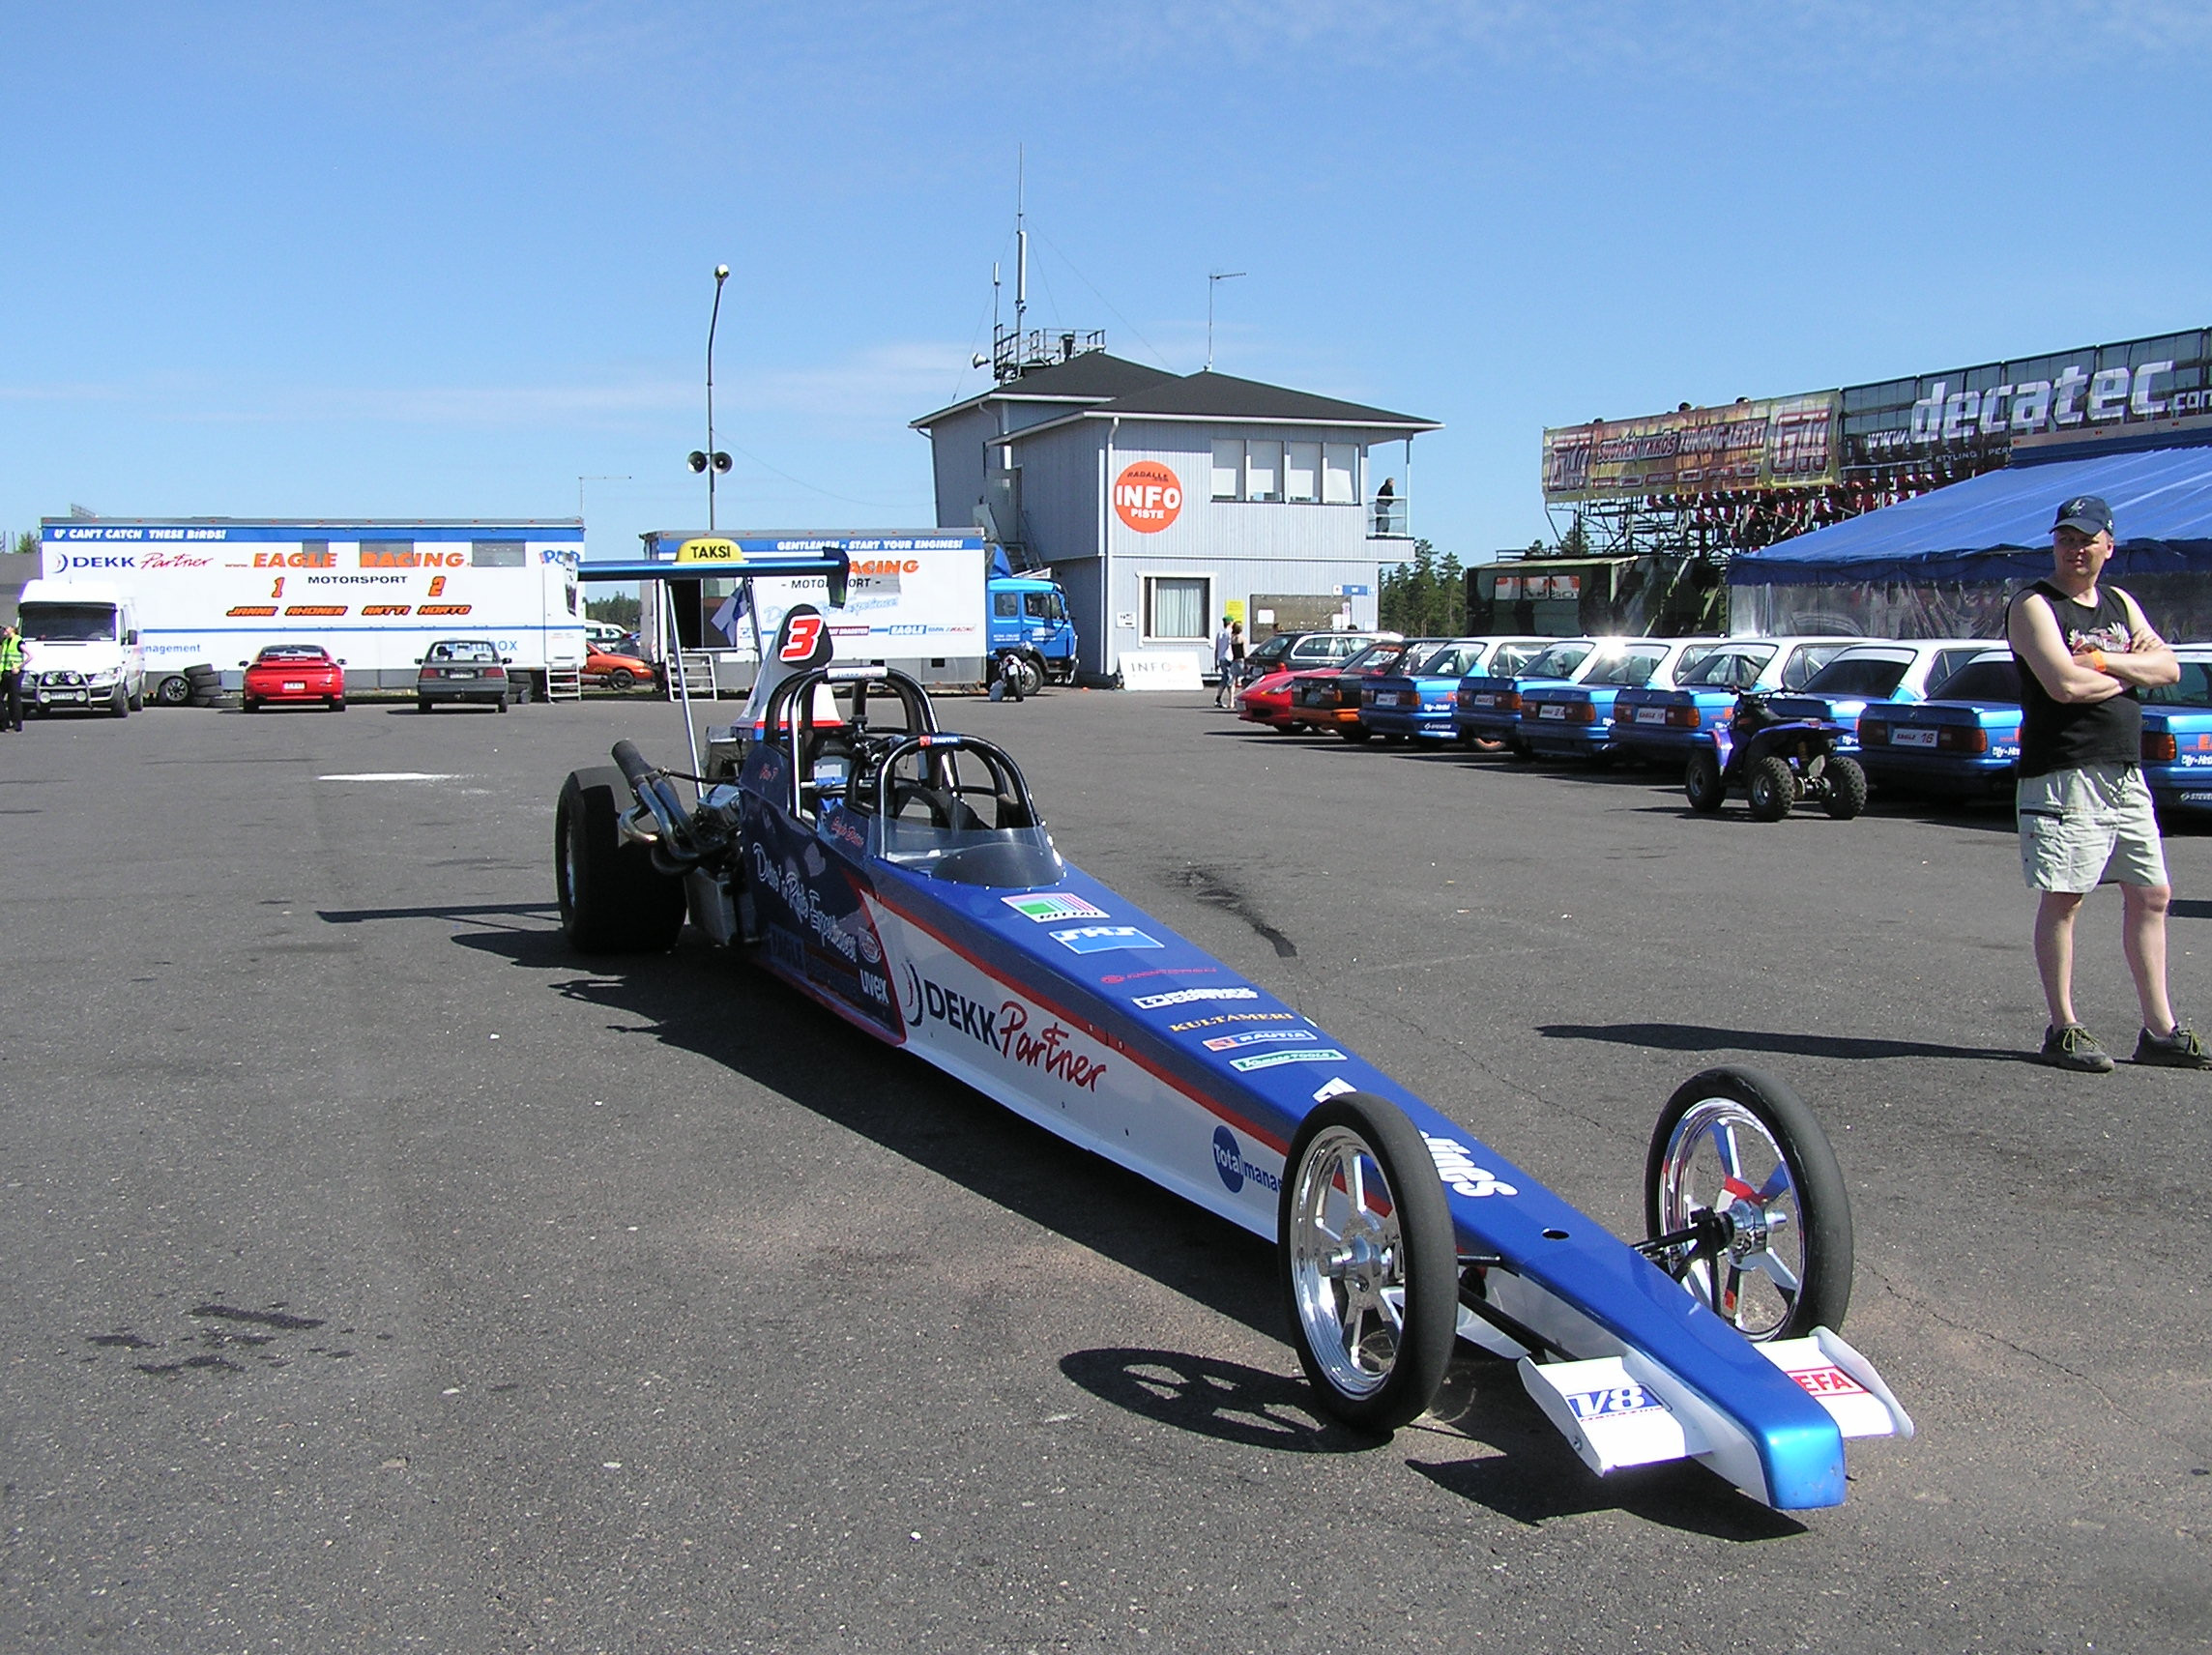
left=1728, top=447, right=2212, bottom=641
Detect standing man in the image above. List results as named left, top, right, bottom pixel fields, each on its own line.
left=0, top=624, right=23, bottom=732
left=1213, top=615, right=1236, bottom=708
left=2008, top=494, right=2209, bottom=1071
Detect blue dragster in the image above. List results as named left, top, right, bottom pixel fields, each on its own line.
left=556, top=555, right=1913, bottom=1512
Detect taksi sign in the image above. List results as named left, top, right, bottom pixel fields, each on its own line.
left=1113, top=462, right=1182, bottom=533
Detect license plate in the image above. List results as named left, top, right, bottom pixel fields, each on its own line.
left=1893, top=727, right=1938, bottom=747
left=1374, top=691, right=1402, bottom=707
left=282, top=682, right=306, bottom=691
left=1472, top=694, right=1497, bottom=707
left=1635, top=707, right=1667, bottom=724
left=449, top=670, right=477, bottom=680
left=1538, top=704, right=1567, bottom=719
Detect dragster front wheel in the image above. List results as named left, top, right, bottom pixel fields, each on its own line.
left=1278, top=1092, right=1457, bottom=1432
left=1644, top=1066, right=1853, bottom=1342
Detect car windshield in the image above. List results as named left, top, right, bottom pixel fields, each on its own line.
left=1337, top=641, right=1405, bottom=674
left=1522, top=641, right=1592, bottom=680
left=16, top=603, right=115, bottom=642
left=427, top=641, right=499, bottom=663
left=1584, top=647, right=1668, bottom=687
left=1801, top=653, right=1910, bottom=697
left=1679, top=645, right=1776, bottom=688
left=256, top=646, right=329, bottom=661
left=1929, top=659, right=2020, bottom=703
left=1413, top=642, right=1483, bottom=678
left=2146, top=661, right=2212, bottom=706
left=1300, top=635, right=1372, bottom=663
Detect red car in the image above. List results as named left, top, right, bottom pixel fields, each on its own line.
left=583, top=645, right=658, bottom=690
left=1282, top=638, right=1443, bottom=740
left=241, top=644, right=344, bottom=712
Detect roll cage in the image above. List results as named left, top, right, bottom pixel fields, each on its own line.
left=753, top=665, right=1060, bottom=886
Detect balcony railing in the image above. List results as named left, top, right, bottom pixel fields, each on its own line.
left=1369, top=496, right=1410, bottom=537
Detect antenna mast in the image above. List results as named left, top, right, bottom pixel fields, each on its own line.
left=985, top=147, right=1106, bottom=383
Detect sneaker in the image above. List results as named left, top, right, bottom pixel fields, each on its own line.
left=2133, top=1025, right=2212, bottom=1069
left=2040, top=1023, right=2115, bottom=1073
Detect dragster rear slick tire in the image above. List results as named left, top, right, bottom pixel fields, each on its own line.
left=556, top=765, right=686, bottom=954
left=1278, top=1092, right=1457, bottom=1432
left=1644, top=1066, right=1853, bottom=1342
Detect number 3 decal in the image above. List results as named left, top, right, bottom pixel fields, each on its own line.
left=780, top=613, right=824, bottom=661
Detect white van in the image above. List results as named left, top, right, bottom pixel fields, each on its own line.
left=15, top=578, right=146, bottom=716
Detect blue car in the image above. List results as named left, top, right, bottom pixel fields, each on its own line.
left=1611, top=636, right=1859, bottom=766
left=1362, top=636, right=1549, bottom=742
left=1451, top=636, right=1607, bottom=752
left=1855, top=651, right=2022, bottom=798
left=2142, top=647, right=2212, bottom=820
left=1519, top=637, right=1720, bottom=762
left=1762, top=639, right=2002, bottom=750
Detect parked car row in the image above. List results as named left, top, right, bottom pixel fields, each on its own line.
left=1233, top=631, right=2212, bottom=824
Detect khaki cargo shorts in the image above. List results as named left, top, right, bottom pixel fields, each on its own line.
left=2017, top=763, right=2168, bottom=893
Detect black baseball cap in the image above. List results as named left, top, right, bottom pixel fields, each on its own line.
left=2052, top=495, right=2114, bottom=538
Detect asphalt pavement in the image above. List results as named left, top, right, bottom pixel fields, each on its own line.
left=1, top=688, right=2206, bottom=1654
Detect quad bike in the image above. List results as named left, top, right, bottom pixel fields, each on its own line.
left=1685, top=692, right=1865, bottom=822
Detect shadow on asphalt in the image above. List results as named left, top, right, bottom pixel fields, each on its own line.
left=1540, top=1020, right=2036, bottom=1065
left=426, top=919, right=1821, bottom=1538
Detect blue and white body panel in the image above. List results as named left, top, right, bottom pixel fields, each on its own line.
left=727, top=740, right=1906, bottom=1510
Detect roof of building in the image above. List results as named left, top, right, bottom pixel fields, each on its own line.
left=1080, top=369, right=1440, bottom=431
left=911, top=353, right=1179, bottom=428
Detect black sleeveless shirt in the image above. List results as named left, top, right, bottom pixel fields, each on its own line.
left=2012, top=579, right=2141, bottom=778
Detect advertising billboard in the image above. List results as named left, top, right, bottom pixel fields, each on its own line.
left=1838, top=330, right=2212, bottom=474
left=1542, top=393, right=1839, bottom=504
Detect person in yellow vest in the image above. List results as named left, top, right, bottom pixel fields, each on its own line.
left=0, top=624, right=24, bottom=732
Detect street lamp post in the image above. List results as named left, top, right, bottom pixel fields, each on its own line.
left=688, top=264, right=733, bottom=530
left=1206, top=270, right=1245, bottom=373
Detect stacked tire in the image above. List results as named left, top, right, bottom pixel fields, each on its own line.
left=184, top=665, right=231, bottom=710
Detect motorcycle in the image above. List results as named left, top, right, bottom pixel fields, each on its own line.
left=1686, top=691, right=1866, bottom=822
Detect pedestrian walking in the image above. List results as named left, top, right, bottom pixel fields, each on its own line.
left=2007, top=493, right=2211, bottom=1071
left=1213, top=616, right=1236, bottom=707
left=0, top=624, right=23, bottom=732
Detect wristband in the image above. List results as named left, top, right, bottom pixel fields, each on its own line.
left=2087, top=649, right=2109, bottom=674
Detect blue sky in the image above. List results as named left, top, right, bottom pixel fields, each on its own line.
left=6, top=2, right=2207, bottom=569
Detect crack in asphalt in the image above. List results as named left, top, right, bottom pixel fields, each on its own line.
left=1170, top=864, right=1299, bottom=958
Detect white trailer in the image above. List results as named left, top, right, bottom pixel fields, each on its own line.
left=630, top=530, right=1073, bottom=693
left=37, top=518, right=588, bottom=702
